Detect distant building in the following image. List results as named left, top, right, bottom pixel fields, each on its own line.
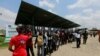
left=5, top=25, right=17, bottom=42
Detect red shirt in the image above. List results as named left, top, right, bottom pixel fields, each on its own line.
left=9, top=34, right=29, bottom=56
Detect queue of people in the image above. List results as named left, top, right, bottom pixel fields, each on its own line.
left=9, top=25, right=99, bottom=56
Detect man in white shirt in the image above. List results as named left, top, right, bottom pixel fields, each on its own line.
left=74, top=31, right=81, bottom=48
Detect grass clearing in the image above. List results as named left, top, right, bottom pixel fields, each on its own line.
left=0, top=36, right=8, bottom=48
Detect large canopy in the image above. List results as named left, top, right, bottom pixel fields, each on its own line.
left=15, top=1, right=79, bottom=29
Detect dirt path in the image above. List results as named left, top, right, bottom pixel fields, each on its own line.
left=0, top=36, right=100, bottom=56
left=52, top=36, right=100, bottom=56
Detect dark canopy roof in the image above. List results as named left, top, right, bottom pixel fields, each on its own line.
left=15, top=1, right=80, bottom=29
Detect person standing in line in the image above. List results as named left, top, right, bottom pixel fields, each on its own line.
left=69, top=32, right=74, bottom=43
left=74, top=31, right=81, bottom=48
left=47, top=31, right=53, bottom=55
left=54, top=31, right=59, bottom=50
left=52, top=32, right=56, bottom=51
left=83, top=30, right=88, bottom=44
left=43, top=31, right=49, bottom=56
left=93, top=32, right=96, bottom=37
left=97, top=30, right=100, bottom=43
left=59, top=31, right=65, bottom=45
left=26, top=26, right=35, bottom=56
left=56, top=31, right=60, bottom=50
left=8, top=25, right=31, bottom=56
left=34, top=31, right=44, bottom=56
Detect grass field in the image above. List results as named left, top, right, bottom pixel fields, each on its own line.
left=0, top=36, right=4, bottom=42
left=0, top=36, right=8, bottom=47
left=0, top=43, right=8, bottom=47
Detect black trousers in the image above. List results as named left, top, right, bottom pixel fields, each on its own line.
left=44, top=43, right=48, bottom=56
left=99, top=36, right=100, bottom=42
left=76, top=38, right=81, bottom=48
left=83, top=37, right=88, bottom=44
left=48, top=40, right=53, bottom=54
left=26, top=46, right=35, bottom=56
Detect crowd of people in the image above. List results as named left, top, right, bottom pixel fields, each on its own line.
left=8, top=25, right=100, bottom=56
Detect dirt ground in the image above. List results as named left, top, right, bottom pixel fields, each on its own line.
left=0, top=35, right=100, bottom=56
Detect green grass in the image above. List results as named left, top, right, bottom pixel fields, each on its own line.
left=0, top=36, right=4, bottom=42
left=0, top=43, right=8, bottom=47
left=0, top=36, right=8, bottom=47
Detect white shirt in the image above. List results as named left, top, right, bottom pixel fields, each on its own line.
left=44, top=33, right=48, bottom=45
left=73, top=33, right=81, bottom=38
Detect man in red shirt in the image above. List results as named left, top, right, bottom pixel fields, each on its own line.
left=8, top=25, right=30, bottom=56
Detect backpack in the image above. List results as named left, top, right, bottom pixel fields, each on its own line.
left=37, top=35, right=43, bottom=46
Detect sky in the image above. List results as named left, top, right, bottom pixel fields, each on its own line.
left=0, top=0, right=100, bottom=29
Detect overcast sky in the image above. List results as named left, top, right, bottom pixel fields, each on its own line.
left=0, top=0, right=100, bottom=29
